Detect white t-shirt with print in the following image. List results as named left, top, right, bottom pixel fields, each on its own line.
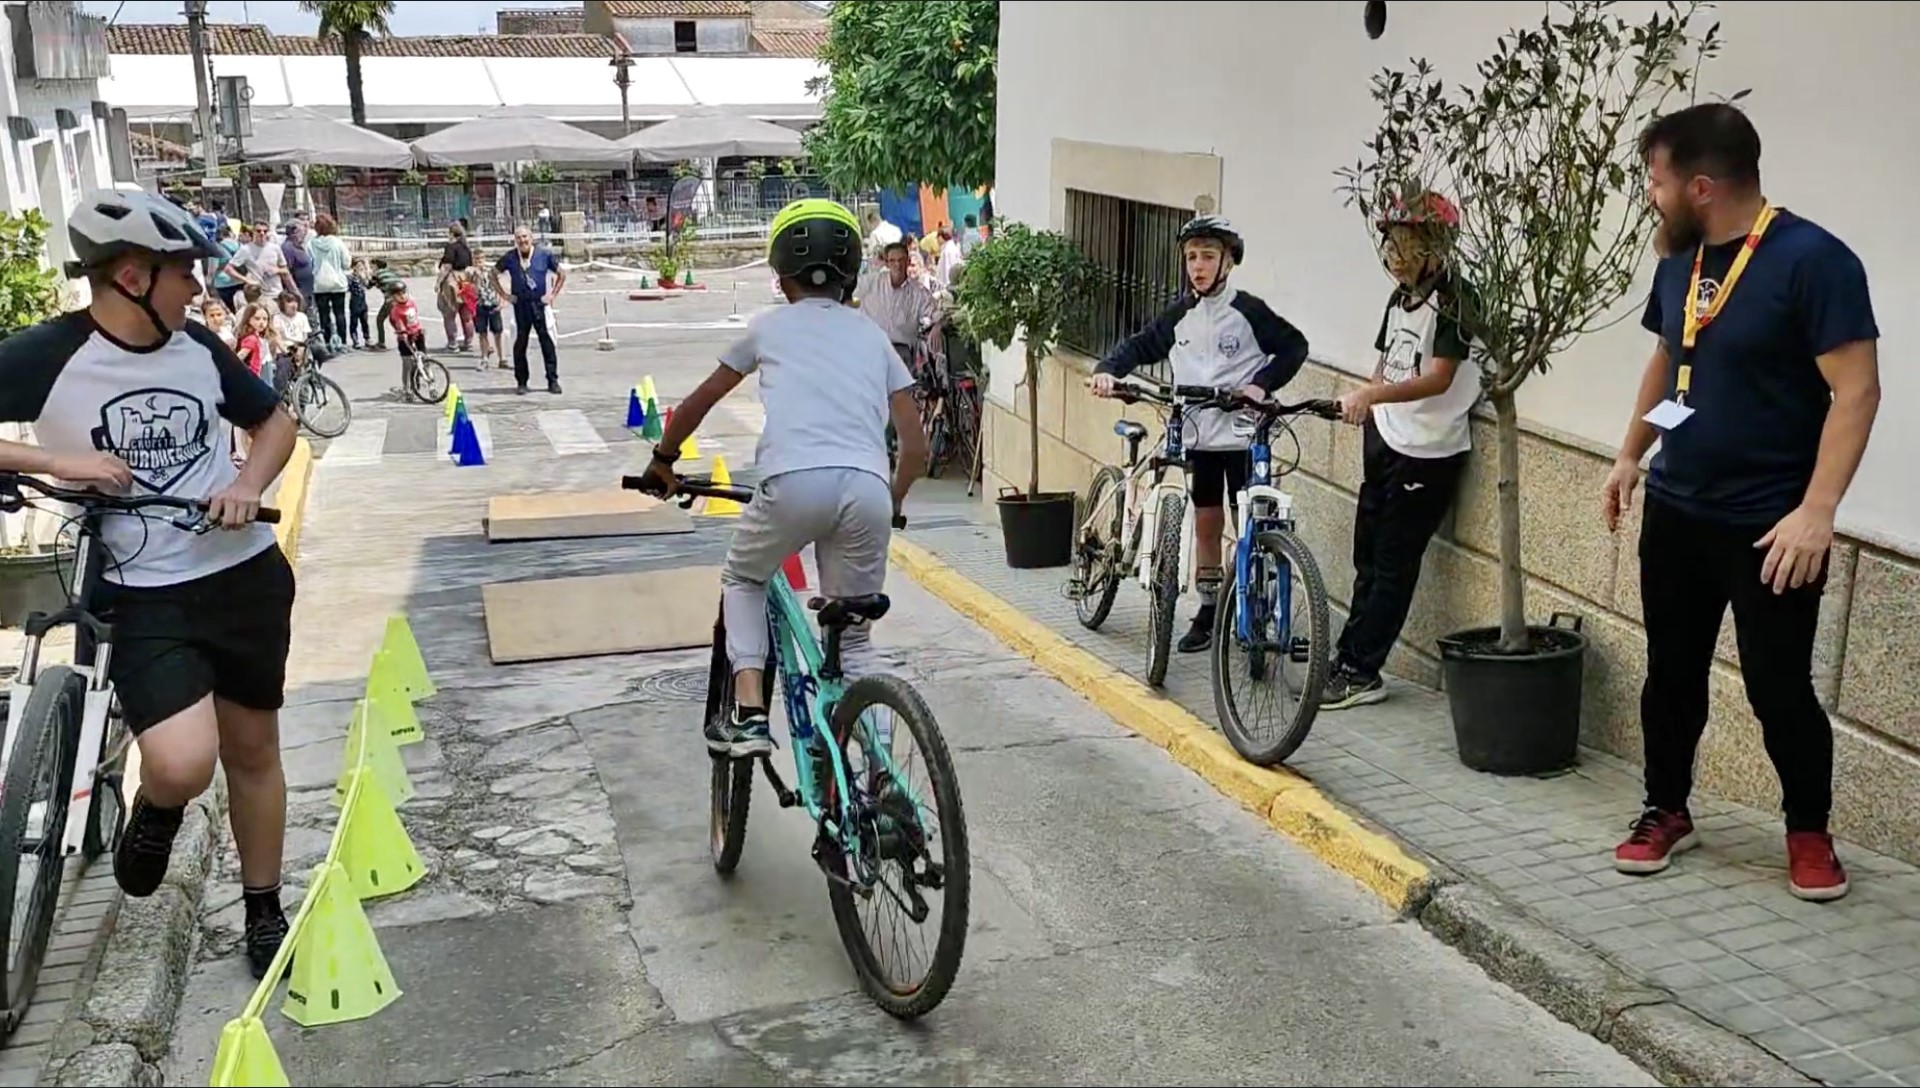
left=1370, top=280, right=1482, bottom=459
left=719, top=297, right=915, bottom=486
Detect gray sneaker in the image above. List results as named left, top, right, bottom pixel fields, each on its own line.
left=705, top=706, right=774, bottom=758
left=1321, top=670, right=1386, bottom=711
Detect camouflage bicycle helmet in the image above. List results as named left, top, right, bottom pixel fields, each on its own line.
left=768, top=198, right=863, bottom=289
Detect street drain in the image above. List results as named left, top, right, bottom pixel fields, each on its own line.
left=632, top=667, right=710, bottom=702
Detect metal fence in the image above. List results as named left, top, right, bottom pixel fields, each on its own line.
left=304, top=173, right=872, bottom=245
left=1060, top=187, right=1192, bottom=379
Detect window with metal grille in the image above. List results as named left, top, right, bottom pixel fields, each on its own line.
left=1061, top=188, right=1191, bottom=376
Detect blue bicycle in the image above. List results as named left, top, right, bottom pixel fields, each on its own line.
left=1205, top=390, right=1342, bottom=766
left=621, top=471, right=971, bottom=1020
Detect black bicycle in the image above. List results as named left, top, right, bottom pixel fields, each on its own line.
left=0, top=472, right=278, bottom=1034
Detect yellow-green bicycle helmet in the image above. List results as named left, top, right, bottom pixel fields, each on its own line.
left=768, top=198, right=863, bottom=289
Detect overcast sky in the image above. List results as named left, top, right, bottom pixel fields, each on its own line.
left=82, top=1, right=584, bottom=36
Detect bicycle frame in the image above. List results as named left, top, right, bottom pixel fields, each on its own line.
left=3, top=516, right=118, bottom=863
left=763, top=571, right=920, bottom=846
left=1228, top=419, right=1300, bottom=645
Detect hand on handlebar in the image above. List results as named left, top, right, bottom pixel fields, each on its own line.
left=49, top=452, right=132, bottom=492
left=1087, top=373, right=1118, bottom=399
left=635, top=451, right=680, bottom=498
left=206, top=482, right=264, bottom=530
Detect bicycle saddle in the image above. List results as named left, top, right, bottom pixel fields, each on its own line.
left=810, top=594, right=891, bottom=627
left=1113, top=420, right=1149, bottom=442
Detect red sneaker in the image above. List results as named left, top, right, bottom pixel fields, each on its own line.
left=1614, top=809, right=1699, bottom=874
left=1786, top=831, right=1850, bottom=902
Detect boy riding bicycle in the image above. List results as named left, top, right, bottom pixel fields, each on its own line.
left=0, top=189, right=298, bottom=979
left=1088, top=215, right=1311, bottom=653
left=639, top=199, right=930, bottom=757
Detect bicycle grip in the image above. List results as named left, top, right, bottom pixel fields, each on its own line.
left=256, top=507, right=282, bottom=525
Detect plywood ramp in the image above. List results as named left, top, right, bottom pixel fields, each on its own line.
left=484, top=488, right=695, bottom=542
left=481, top=566, right=722, bottom=664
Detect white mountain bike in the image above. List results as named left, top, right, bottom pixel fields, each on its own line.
left=1065, top=375, right=1238, bottom=688
left=0, top=472, right=279, bottom=1034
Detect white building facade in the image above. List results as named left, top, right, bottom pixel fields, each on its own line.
left=988, top=1, right=1920, bottom=861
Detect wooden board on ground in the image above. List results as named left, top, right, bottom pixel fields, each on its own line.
left=484, top=488, right=695, bottom=542
left=481, top=566, right=721, bottom=664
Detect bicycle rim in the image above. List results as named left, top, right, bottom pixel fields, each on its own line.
left=825, top=675, right=970, bottom=1020
left=1072, top=467, right=1124, bottom=630
left=0, top=667, right=83, bottom=1031
left=412, top=358, right=451, bottom=404
left=296, top=373, right=353, bottom=439
left=1211, top=530, right=1330, bottom=766
left=1145, top=490, right=1185, bottom=687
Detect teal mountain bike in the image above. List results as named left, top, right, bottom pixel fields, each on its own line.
left=621, top=471, right=971, bottom=1020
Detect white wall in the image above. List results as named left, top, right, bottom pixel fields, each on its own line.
left=996, top=0, right=1919, bottom=551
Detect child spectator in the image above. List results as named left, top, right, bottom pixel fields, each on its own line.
left=347, top=257, right=371, bottom=350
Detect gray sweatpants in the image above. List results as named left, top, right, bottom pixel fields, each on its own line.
left=721, top=466, right=893, bottom=680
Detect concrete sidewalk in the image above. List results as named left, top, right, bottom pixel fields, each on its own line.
left=896, top=485, right=1920, bottom=1088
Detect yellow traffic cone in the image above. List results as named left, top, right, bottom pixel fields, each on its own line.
left=337, top=767, right=427, bottom=900
left=378, top=616, right=436, bottom=701
left=281, top=861, right=402, bottom=1027
left=443, top=385, right=463, bottom=426
left=209, top=1014, right=290, bottom=1087
left=333, top=701, right=414, bottom=809
left=703, top=455, right=744, bottom=518
left=365, top=665, right=424, bottom=746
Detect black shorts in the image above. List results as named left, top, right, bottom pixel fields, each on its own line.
left=94, top=545, right=297, bottom=735
left=1187, top=449, right=1249, bottom=511
left=475, top=306, right=503, bottom=336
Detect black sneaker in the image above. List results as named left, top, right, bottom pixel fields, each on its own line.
left=1177, top=605, right=1216, bottom=653
left=547, top=379, right=563, bottom=395
left=245, top=908, right=291, bottom=980
left=1321, top=669, right=1387, bottom=711
left=114, top=791, right=183, bottom=898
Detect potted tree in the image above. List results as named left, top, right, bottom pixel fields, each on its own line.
left=1336, top=1, right=1725, bottom=774
left=0, top=209, right=78, bottom=627
left=952, top=220, right=1092, bottom=569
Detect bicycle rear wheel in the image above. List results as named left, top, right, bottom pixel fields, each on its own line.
left=0, top=666, right=84, bottom=1033
left=82, top=698, right=127, bottom=862
left=826, top=675, right=970, bottom=1020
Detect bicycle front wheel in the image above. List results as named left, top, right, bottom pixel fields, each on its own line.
left=826, top=675, right=970, bottom=1020
left=409, top=357, right=451, bottom=405
left=0, top=666, right=84, bottom=1033
left=1144, top=490, right=1186, bottom=688
left=1211, top=529, right=1331, bottom=766
left=294, top=371, right=353, bottom=439
left=704, top=608, right=752, bottom=875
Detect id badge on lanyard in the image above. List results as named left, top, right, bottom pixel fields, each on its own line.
left=1643, top=204, right=1777, bottom=432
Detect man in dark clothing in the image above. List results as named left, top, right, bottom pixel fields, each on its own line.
left=494, top=224, right=567, bottom=395
left=1602, top=103, right=1881, bottom=902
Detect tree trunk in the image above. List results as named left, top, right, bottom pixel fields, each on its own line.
left=1493, top=389, right=1529, bottom=653
left=346, top=39, right=368, bottom=128
left=1025, top=347, right=1041, bottom=497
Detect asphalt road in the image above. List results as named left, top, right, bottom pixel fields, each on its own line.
left=158, top=273, right=1656, bottom=1086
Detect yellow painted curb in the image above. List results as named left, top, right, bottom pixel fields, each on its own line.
left=273, top=438, right=315, bottom=563
left=888, top=535, right=1436, bottom=915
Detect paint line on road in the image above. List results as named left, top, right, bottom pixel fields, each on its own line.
left=537, top=409, right=612, bottom=456
left=317, top=418, right=388, bottom=468
left=888, top=536, right=1438, bottom=916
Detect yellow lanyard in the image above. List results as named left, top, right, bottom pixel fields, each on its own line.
left=1676, top=204, right=1777, bottom=404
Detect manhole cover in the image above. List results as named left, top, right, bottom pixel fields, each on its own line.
left=632, top=667, right=709, bottom=702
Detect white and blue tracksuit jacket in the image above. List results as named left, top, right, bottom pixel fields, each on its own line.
left=1093, top=286, right=1310, bottom=452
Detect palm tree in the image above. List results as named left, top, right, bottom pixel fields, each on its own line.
left=300, top=0, right=396, bottom=128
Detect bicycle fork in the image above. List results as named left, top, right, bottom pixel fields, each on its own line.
left=4, top=632, right=117, bottom=860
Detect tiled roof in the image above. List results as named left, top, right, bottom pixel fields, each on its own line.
left=107, top=24, right=619, bottom=59
left=605, top=1, right=752, bottom=17
left=750, top=22, right=826, bottom=58
left=497, top=9, right=588, bottom=35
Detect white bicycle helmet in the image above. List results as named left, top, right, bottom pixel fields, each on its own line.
left=66, top=189, right=223, bottom=278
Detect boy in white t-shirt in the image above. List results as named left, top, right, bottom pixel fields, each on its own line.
left=639, top=200, right=928, bottom=757
left=1324, top=189, right=1481, bottom=710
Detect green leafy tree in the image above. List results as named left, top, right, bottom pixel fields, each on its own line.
left=1336, top=0, right=1724, bottom=654
left=300, top=0, right=396, bottom=128
left=952, top=221, right=1092, bottom=497
left=0, top=210, right=67, bottom=337
left=804, top=0, right=999, bottom=192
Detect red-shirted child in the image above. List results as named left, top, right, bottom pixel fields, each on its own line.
left=388, top=281, right=429, bottom=399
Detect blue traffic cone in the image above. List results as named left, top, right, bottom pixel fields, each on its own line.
left=450, top=411, right=485, bottom=467
left=625, top=387, right=646, bottom=431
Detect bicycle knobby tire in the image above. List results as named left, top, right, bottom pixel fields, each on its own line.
left=0, top=666, right=84, bottom=1032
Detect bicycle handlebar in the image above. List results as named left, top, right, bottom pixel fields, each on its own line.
left=0, top=472, right=281, bottom=524
left=1109, top=376, right=1341, bottom=421
left=621, top=470, right=911, bottom=530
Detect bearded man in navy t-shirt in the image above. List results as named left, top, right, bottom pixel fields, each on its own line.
left=1600, top=103, right=1881, bottom=903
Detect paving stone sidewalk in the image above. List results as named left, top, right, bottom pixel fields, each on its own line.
left=902, top=501, right=1920, bottom=1088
